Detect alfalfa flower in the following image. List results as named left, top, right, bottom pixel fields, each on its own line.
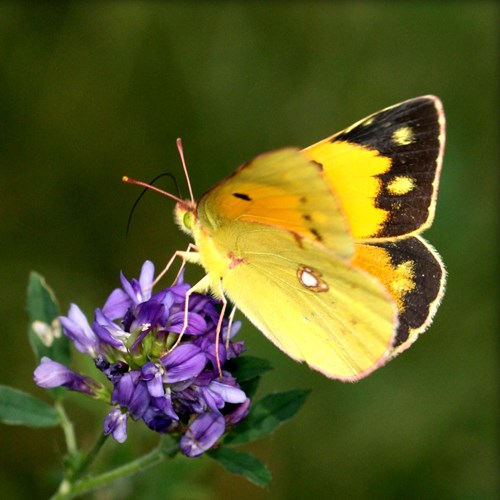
left=19, top=265, right=308, bottom=495
left=33, top=261, right=249, bottom=457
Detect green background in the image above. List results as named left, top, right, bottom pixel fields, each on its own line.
left=0, top=3, right=497, bottom=499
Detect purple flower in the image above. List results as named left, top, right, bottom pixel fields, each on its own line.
left=160, top=344, right=206, bottom=384
left=200, top=376, right=247, bottom=412
left=33, top=260, right=250, bottom=456
left=34, top=357, right=100, bottom=396
left=180, top=412, right=226, bottom=457
left=141, top=362, right=164, bottom=397
left=142, top=406, right=175, bottom=433
left=104, top=408, right=128, bottom=443
left=111, top=372, right=150, bottom=419
left=59, top=304, right=100, bottom=356
left=225, top=398, right=251, bottom=426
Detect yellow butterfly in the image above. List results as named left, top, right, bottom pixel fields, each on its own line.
left=127, top=96, right=446, bottom=381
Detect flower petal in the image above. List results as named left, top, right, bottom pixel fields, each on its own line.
left=209, top=380, right=247, bottom=404
left=141, top=362, right=164, bottom=398
left=180, top=412, right=226, bottom=457
left=138, top=260, right=155, bottom=300
left=167, top=312, right=207, bottom=335
left=143, top=407, right=174, bottom=433
left=59, top=304, right=99, bottom=355
left=102, top=288, right=131, bottom=320
left=225, top=398, right=251, bottom=426
left=93, top=309, right=127, bottom=350
left=104, top=408, right=128, bottom=443
left=120, top=271, right=140, bottom=304
left=160, top=344, right=206, bottom=383
left=34, top=357, right=99, bottom=396
left=112, top=372, right=150, bottom=419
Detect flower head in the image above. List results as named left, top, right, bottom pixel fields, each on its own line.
left=33, top=261, right=249, bottom=457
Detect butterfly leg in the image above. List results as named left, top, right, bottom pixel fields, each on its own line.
left=152, top=244, right=200, bottom=288
left=213, top=279, right=228, bottom=378
left=225, top=305, right=237, bottom=351
left=168, top=273, right=211, bottom=352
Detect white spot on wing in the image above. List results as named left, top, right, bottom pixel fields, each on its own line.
left=297, top=265, right=329, bottom=292
left=392, top=126, right=414, bottom=146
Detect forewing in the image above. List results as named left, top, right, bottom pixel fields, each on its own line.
left=303, top=96, right=445, bottom=240
left=220, top=224, right=397, bottom=381
left=197, top=148, right=353, bottom=259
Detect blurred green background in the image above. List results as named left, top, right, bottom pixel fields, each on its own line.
left=0, top=2, right=497, bottom=499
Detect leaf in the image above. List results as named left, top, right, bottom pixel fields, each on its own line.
left=27, top=272, right=70, bottom=366
left=239, top=376, right=261, bottom=400
left=208, top=446, right=271, bottom=487
left=225, top=389, right=310, bottom=445
left=227, top=356, right=273, bottom=382
left=0, top=385, right=61, bottom=427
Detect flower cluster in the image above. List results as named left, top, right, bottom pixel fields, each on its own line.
left=34, top=261, right=250, bottom=457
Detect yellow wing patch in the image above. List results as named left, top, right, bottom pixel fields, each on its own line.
left=392, top=126, right=415, bottom=146
left=303, top=95, right=445, bottom=240
left=303, top=140, right=391, bottom=240
left=387, top=176, right=416, bottom=196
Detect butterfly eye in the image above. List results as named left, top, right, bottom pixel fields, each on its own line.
left=183, top=211, right=195, bottom=230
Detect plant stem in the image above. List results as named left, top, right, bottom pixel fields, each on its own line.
left=72, top=432, right=109, bottom=481
left=55, top=401, right=77, bottom=455
left=51, top=440, right=178, bottom=500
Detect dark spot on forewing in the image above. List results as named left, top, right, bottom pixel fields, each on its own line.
left=233, top=192, right=252, bottom=201
left=310, top=228, right=323, bottom=241
left=311, top=160, right=323, bottom=171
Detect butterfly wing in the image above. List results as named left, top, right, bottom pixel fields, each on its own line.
left=302, top=96, right=446, bottom=353
left=197, top=148, right=353, bottom=259
left=194, top=149, right=397, bottom=379
left=213, top=223, right=397, bottom=381
left=303, top=96, right=445, bottom=240
left=189, top=98, right=446, bottom=380
left=353, top=236, right=445, bottom=354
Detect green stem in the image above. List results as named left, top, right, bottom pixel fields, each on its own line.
left=55, top=401, right=77, bottom=455
left=51, top=441, right=178, bottom=500
left=72, top=433, right=109, bottom=481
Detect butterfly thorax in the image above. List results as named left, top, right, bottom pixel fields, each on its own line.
left=174, top=199, right=237, bottom=293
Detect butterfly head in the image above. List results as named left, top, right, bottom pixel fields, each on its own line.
left=174, top=199, right=197, bottom=236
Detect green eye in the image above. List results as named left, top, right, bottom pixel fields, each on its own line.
left=183, top=211, right=194, bottom=229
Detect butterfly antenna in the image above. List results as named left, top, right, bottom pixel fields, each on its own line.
left=124, top=173, right=180, bottom=238
left=122, top=172, right=185, bottom=236
left=177, top=138, right=195, bottom=205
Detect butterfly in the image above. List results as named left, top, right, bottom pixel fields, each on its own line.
left=126, top=95, right=446, bottom=381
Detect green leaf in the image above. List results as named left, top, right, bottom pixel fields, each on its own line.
left=225, top=389, right=310, bottom=445
left=0, top=385, right=61, bottom=427
left=27, top=272, right=70, bottom=366
left=208, top=447, right=271, bottom=487
left=239, top=376, right=261, bottom=400
left=226, top=356, right=273, bottom=382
